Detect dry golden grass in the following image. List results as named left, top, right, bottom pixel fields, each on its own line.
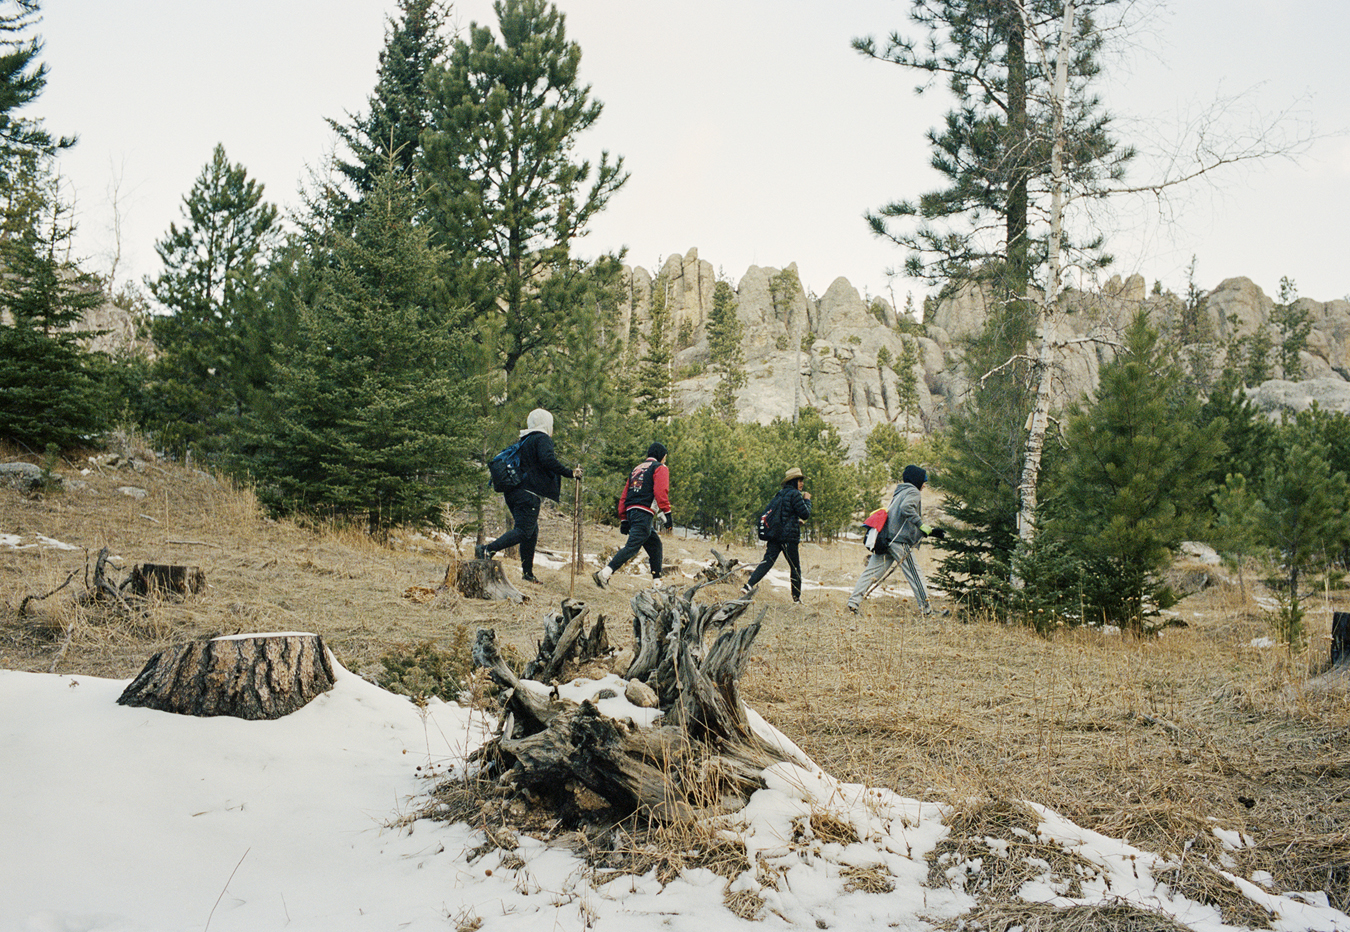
left=3, top=451, right=1348, bottom=915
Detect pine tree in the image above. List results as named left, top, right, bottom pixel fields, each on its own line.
left=1271, top=276, right=1311, bottom=381
left=636, top=270, right=674, bottom=423
left=931, top=299, right=1037, bottom=613
left=893, top=335, right=922, bottom=432
left=145, top=144, right=279, bottom=456
left=1043, top=312, right=1225, bottom=626
left=0, top=0, right=73, bottom=183
left=0, top=168, right=106, bottom=450
left=707, top=278, right=745, bottom=422
left=329, top=0, right=450, bottom=201
left=420, top=0, right=627, bottom=392
left=853, top=0, right=1132, bottom=297
left=538, top=255, right=628, bottom=488
left=1258, top=430, right=1350, bottom=648
left=236, top=170, right=476, bottom=533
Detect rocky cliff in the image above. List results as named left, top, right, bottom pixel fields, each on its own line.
left=622, top=249, right=1350, bottom=457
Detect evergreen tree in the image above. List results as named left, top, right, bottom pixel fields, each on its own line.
left=0, top=0, right=73, bottom=183
left=145, top=144, right=279, bottom=456
left=706, top=278, right=745, bottom=421
left=932, top=299, right=1037, bottom=613
left=236, top=170, right=476, bottom=533
left=636, top=270, right=674, bottom=423
left=1257, top=434, right=1350, bottom=648
left=666, top=410, right=755, bottom=539
left=893, top=335, right=923, bottom=432
left=0, top=168, right=106, bottom=450
left=420, top=0, right=627, bottom=394
left=537, top=255, right=630, bottom=521
left=1271, top=276, right=1311, bottom=380
left=863, top=421, right=909, bottom=482
left=1043, top=312, right=1224, bottom=627
left=853, top=0, right=1132, bottom=298
left=1210, top=472, right=1265, bottom=595
left=329, top=0, right=450, bottom=202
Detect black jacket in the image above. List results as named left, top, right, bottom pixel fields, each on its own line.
left=515, top=431, right=573, bottom=502
left=770, top=485, right=812, bottom=543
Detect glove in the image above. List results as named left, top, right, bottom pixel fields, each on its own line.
left=654, top=511, right=668, bottom=530
left=930, top=527, right=947, bottom=540
left=619, top=519, right=630, bottom=535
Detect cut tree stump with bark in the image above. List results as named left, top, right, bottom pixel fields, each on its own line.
left=470, top=582, right=786, bottom=824
left=123, top=563, right=207, bottom=598
left=117, top=633, right=335, bottom=719
left=447, top=559, right=525, bottom=602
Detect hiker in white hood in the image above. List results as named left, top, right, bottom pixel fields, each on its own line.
left=477, top=408, right=581, bottom=584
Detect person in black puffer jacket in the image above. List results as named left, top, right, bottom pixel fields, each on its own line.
left=743, top=467, right=813, bottom=602
left=478, top=408, right=580, bottom=583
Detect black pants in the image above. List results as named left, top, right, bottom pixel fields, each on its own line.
left=485, top=488, right=540, bottom=574
left=746, top=539, right=802, bottom=601
left=607, top=509, right=662, bottom=578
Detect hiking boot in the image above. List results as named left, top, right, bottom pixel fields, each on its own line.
left=846, top=602, right=860, bottom=615
left=592, top=569, right=608, bottom=589
left=651, top=577, right=665, bottom=589
left=474, top=543, right=487, bottom=561
left=739, top=584, right=753, bottom=598
left=521, top=572, right=542, bottom=585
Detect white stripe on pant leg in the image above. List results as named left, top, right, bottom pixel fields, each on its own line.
left=897, top=545, right=930, bottom=611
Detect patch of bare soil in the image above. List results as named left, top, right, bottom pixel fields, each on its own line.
left=3, top=454, right=1347, bottom=911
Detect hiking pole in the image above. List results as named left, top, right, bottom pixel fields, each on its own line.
left=569, top=475, right=582, bottom=597
left=860, top=557, right=900, bottom=604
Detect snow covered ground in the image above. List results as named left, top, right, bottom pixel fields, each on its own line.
left=2, top=657, right=1346, bottom=932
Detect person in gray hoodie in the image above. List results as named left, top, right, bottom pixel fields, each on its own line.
left=846, top=464, right=945, bottom=615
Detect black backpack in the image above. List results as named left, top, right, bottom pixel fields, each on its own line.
left=757, top=490, right=786, bottom=542
left=488, top=438, right=527, bottom=492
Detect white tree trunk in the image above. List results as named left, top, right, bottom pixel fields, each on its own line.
left=1016, top=0, right=1076, bottom=557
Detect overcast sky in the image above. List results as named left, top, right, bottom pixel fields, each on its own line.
left=36, top=0, right=1350, bottom=313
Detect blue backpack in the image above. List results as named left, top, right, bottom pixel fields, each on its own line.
left=488, top=438, right=526, bottom=492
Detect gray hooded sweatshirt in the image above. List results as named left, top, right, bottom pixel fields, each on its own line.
left=885, top=481, right=924, bottom=547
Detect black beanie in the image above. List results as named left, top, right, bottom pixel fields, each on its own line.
left=647, top=441, right=668, bottom=461
left=902, top=464, right=927, bottom=487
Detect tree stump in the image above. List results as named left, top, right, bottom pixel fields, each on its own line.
left=117, top=633, right=335, bottom=719
left=124, top=563, right=207, bottom=598
left=470, top=582, right=784, bottom=824
left=448, top=559, right=525, bottom=602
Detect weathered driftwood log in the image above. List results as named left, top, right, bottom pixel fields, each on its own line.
left=700, top=547, right=741, bottom=582
left=471, top=584, right=783, bottom=824
left=522, top=599, right=609, bottom=682
left=123, top=563, right=207, bottom=598
left=87, top=546, right=133, bottom=613
left=448, top=559, right=525, bottom=602
left=117, top=633, right=335, bottom=719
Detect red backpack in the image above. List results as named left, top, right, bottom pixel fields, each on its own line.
left=862, top=508, right=890, bottom=553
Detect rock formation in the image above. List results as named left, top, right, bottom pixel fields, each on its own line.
left=619, top=251, right=1350, bottom=457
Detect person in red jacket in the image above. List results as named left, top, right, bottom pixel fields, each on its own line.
left=593, top=442, right=670, bottom=588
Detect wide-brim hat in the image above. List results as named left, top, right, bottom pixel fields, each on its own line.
left=783, top=467, right=806, bottom=484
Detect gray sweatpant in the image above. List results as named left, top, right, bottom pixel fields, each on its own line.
left=846, top=541, right=930, bottom=612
